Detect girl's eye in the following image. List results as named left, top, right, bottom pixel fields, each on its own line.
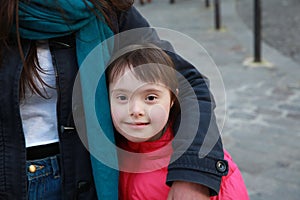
left=116, top=95, right=128, bottom=101
left=145, top=95, right=158, bottom=102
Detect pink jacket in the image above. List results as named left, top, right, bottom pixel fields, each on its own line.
left=211, top=149, right=249, bottom=200
left=118, top=126, right=249, bottom=200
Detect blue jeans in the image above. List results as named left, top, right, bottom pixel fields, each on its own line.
left=26, top=155, right=62, bottom=200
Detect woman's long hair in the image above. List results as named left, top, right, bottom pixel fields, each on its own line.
left=0, top=0, right=133, bottom=100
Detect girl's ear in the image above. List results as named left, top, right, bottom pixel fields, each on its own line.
left=170, top=88, right=179, bottom=107
left=175, top=88, right=179, bottom=96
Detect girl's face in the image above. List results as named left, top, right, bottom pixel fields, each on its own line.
left=109, top=66, right=174, bottom=143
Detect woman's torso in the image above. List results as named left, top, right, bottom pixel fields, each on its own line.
left=0, top=35, right=96, bottom=199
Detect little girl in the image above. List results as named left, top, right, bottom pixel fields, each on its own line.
left=106, top=44, right=249, bottom=200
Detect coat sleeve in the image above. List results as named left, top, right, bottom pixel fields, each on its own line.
left=210, top=150, right=249, bottom=200
left=116, top=6, right=228, bottom=196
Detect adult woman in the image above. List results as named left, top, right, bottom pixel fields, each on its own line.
left=0, top=0, right=228, bottom=199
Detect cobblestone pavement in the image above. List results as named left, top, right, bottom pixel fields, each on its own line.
left=135, top=0, right=300, bottom=199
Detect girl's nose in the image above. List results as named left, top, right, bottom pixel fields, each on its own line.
left=129, top=100, right=145, bottom=117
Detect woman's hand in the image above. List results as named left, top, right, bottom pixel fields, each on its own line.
left=167, top=181, right=210, bottom=200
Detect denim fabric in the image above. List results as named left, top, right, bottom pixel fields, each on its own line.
left=26, top=155, right=62, bottom=200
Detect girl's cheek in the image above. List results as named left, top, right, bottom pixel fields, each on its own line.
left=149, top=104, right=170, bottom=125
left=111, top=108, right=123, bottom=124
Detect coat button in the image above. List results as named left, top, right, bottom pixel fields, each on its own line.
left=77, top=181, right=91, bottom=193
left=60, top=125, right=75, bottom=133
left=216, top=160, right=227, bottom=173
left=28, top=165, right=36, bottom=173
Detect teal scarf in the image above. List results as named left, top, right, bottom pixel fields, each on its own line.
left=17, top=0, right=118, bottom=199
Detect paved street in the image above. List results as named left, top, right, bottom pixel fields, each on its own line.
left=237, top=0, right=300, bottom=65
left=134, top=0, right=300, bottom=199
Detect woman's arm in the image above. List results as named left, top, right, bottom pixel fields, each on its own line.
left=116, top=6, right=228, bottom=196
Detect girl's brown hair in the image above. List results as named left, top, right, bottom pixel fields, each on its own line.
left=0, top=0, right=133, bottom=100
left=106, top=44, right=180, bottom=121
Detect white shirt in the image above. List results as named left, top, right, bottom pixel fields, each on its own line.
left=20, top=40, right=59, bottom=147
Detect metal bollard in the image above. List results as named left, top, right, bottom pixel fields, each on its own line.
left=214, top=0, right=221, bottom=30
left=254, top=0, right=262, bottom=62
left=205, top=0, right=210, bottom=8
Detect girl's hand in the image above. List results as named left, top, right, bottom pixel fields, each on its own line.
left=167, top=181, right=210, bottom=200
